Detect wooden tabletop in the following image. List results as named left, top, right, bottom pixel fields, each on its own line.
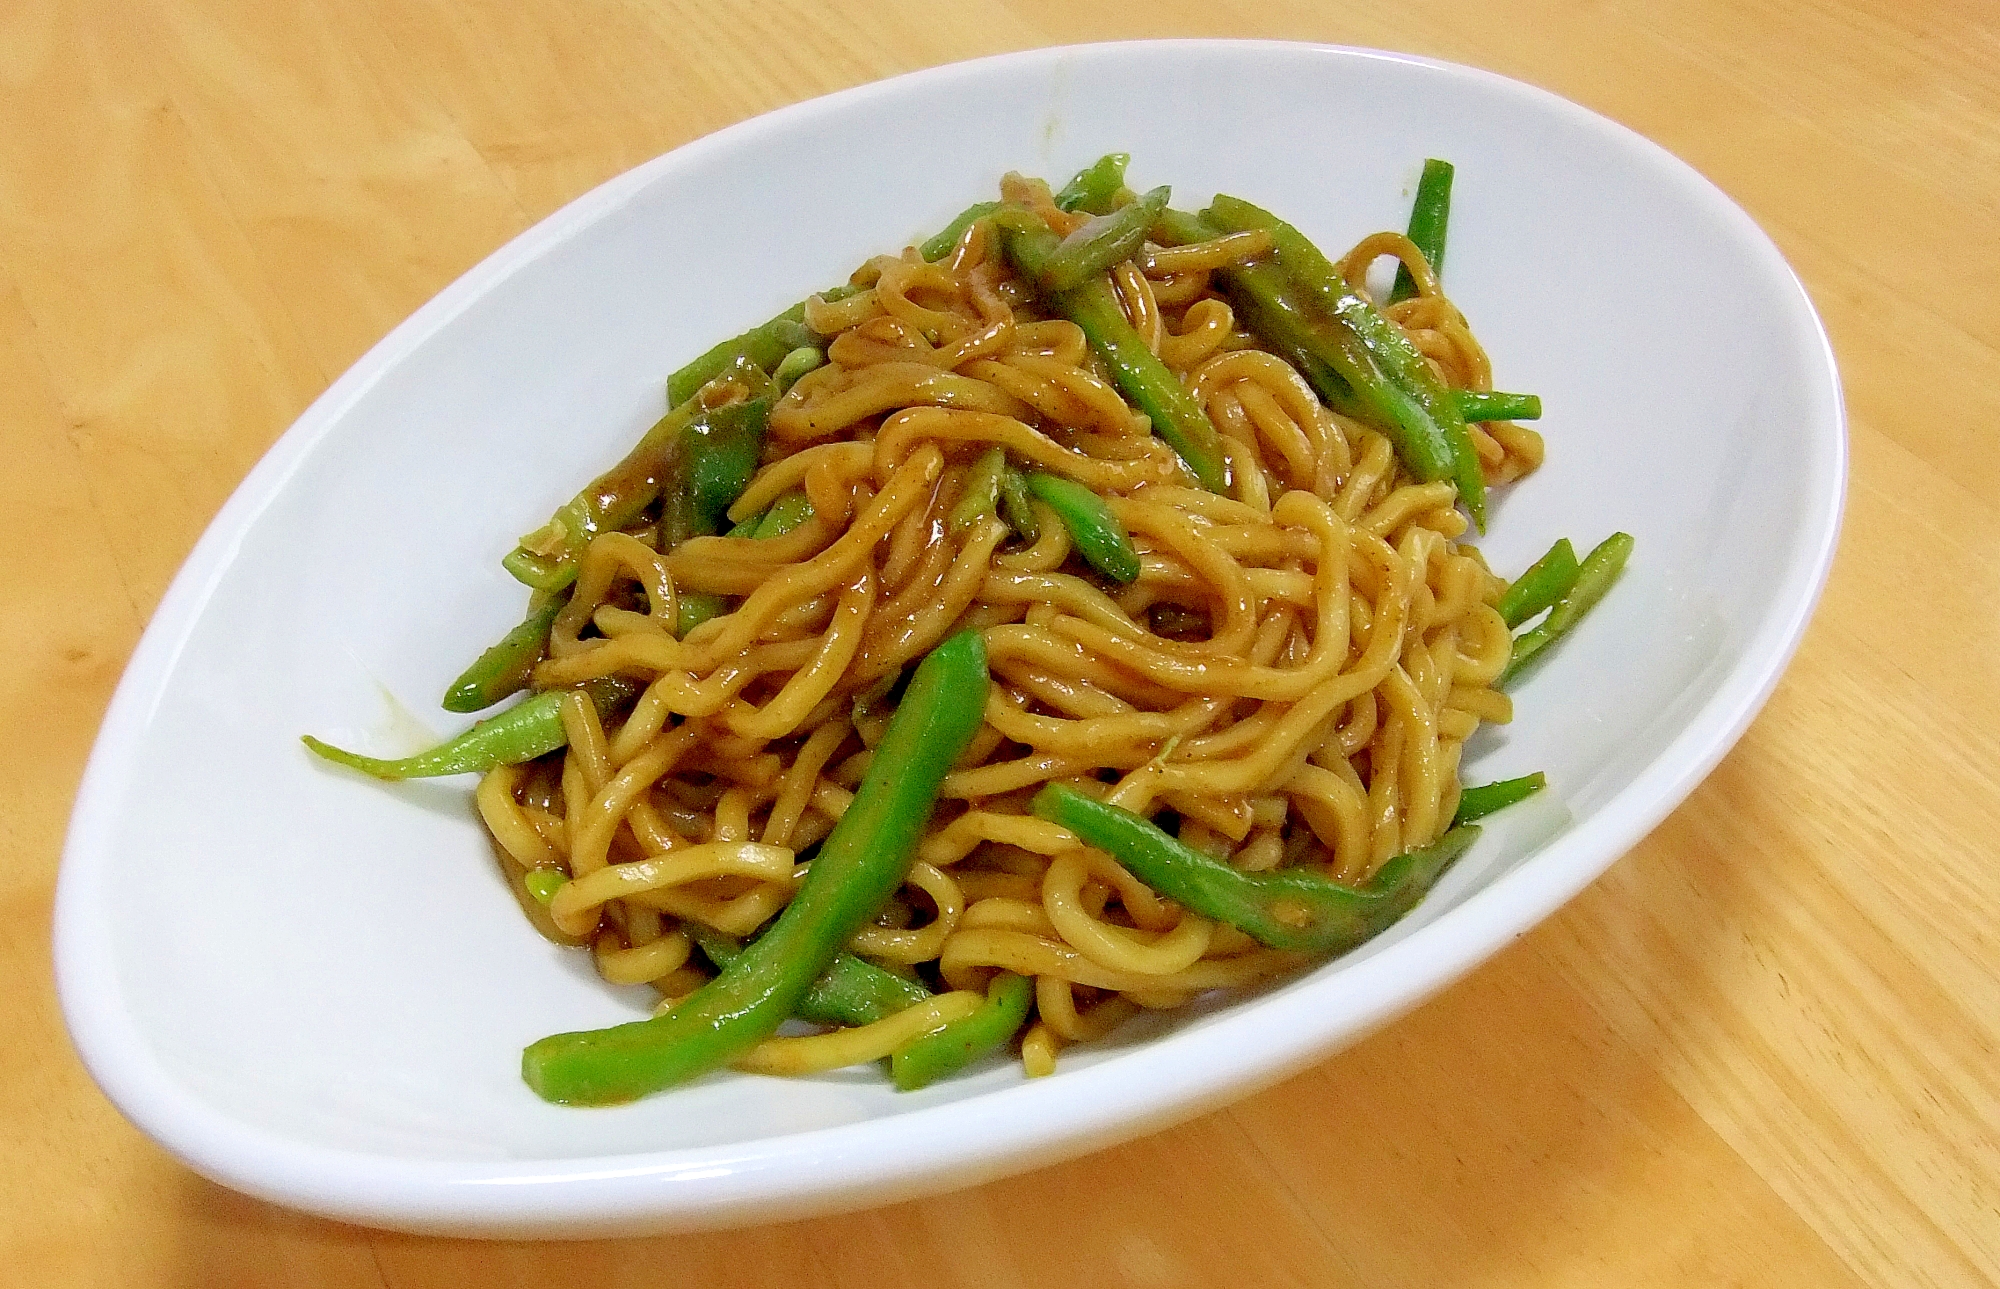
left=6, top=2, right=1997, bottom=1284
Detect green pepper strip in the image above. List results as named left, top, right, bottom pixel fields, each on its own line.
left=666, top=310, right=814, bottom=408
left=918, top=202, right=1003, bottom=263
left=675, top=592, right=729, bottom=636
left=657, top=396, right=770, bottom=548
left=998, top=466, right=1041, bottom=544
left=950, top=446, right=1008, bottom=534
left=1154, top=209, right=1455, bottom=490
left=305, top=680, right=640, bottom=780
left=1024, top=471, right=1139, bottom=583
left=1499, top=532, right=1635, bottom=687
left=772, top=345, right=825, bottom=392
left=503, top=400, right=701, bottom=591
left=753, top=489, right=815, bottom=540
left=686, top=924, right=932, bottom=1029
left=1032, top=784, right=1478, bottom=954
left=579, top=676, right=646, bottom=714
left=999, top=215, right=1228, bottom=493
left=1453, top=772, right=1547, bottom=825
left=1054, top=153, right=1130, bottom=214
left=521, top=629, right=991, bottom=1105
left=891, top=971, right=1033, bottom=1092
left=1214, top=256, right=1464, bottom=497
left=1203, top=195, right=1486, bottom=530
left=303, top=691, right=568, bottom=780
left=1390, top=158, right=1454, bottom=304
left=441, top=594, right=565, bottom=714
left=1495, top=538, right=1580, bottom=629
left=1038, top=185, right=1170, bottom=294
left=525, top=869, right=567, bottom=905
left=1455, top=390, right=1542, bottom=423
left=504, top=357, right=774, bottom=591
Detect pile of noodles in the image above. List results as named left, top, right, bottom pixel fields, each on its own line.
left=476, top=174, right=1543, bottom=1079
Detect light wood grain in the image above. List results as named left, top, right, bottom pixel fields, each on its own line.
left=4, top=1, right=1997, bottom=1284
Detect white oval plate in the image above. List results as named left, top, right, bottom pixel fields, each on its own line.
left=55, top=40, right=1843, bottom=1238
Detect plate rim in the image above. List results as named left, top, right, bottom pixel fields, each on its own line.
left=51, top=36, right=1847, bottom=1237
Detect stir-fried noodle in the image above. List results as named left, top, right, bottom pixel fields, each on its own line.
left=470, top=171, right=1543, bottom=1079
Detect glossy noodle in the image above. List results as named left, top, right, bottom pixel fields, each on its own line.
left=469, top=170, right=1543, bottom=1080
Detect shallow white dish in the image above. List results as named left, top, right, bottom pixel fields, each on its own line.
left=54, top=40, right=1843, bottom=1238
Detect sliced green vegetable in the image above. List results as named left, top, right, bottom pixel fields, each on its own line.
left=525, top=869, right=567, bottom=904
left=1155, top=208, right=1459, bottom=499
left=442, top=595, right=565, bottom=714
left=950, top=446, right=1008, bottom=534
left=1031, top=783, right=1477, bottom=954
left=1039, top=185, right=1170, bottom=293
left=1455, top=390, right=1542, bottom=423
left=1495, top=538, right=1580, bottom=629
left=675, top=592, right=729, bottom=637
left=1025, top=471, right=1139, bottom=584
left=664, top=280, right=871, bottom=406
left=504, top=358, right=773, bottom=592
left=521, top=630, right=991, bottom=1105
left=1390, top=158, right=1454, bottom=304
left=1203, top=194, right=1486, bottom=529
left=578, top=676, right=644, bottom=718
left=686, top=924, right=932, bottom=1029
left=1500, top=532, right=1635, bottom=687
left=810, top=959, right=932, bottom=1027
left=998, top=465, right=1041, bottom=544
left=657, top=396, right=770, bottom=549
left=1150, top=206, right=1221, bottom=250
left=307, top=680, right=639, bottom=781
left=772, top=346, right=825, bottom=391
left=891, top=972, right=1033, bottom=1092
left=303, top=691, right=568, bottom=780
left=919, top=201, right=1003, bottom=262
left=1213, top=254, right=1462, bottom=485
left=503, top=407, right=698, bottom=591
left=752, top=489, right=815, bottom=540
left=1054, top=153, right=1130, bottom=214
left=1452, top=772, right=1547, bottom=825
left=999, top=214, right=1228, bottom=493
left=667, top=311, right=806, bottom=407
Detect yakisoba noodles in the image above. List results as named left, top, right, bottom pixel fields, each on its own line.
left=307, top=159, right=1605, bottom=1102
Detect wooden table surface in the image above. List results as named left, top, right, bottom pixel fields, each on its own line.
left=6, top=1, right=1997, bottom=1284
